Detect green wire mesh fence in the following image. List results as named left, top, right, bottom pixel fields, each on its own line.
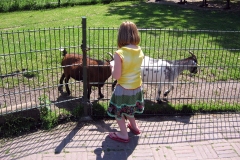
left=0, top=19, right=239, bottom=118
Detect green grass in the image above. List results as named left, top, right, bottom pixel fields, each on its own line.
left=91, top=101, right=240, bottom=118
left=0, top=1, right=240, bottom=30
left=0, top=0, right=113, bottom=12
left=0, top=4, right=239, bottom=90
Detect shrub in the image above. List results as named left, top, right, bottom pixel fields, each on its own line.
left=39, top=95, right=58, bottom=130
left=0, top=115, right=36, bottom=138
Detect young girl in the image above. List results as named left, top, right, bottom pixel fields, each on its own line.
left=107, top=21, right=144, bottom=143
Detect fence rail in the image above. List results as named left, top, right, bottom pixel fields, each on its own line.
left=0, top=18, right=239, bottom=117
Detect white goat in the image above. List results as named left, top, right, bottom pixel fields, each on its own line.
left=111, top=51, right=198, bottom=103
left=141, top=51, right=198, bottom=103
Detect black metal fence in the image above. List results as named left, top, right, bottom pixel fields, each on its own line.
left=0, top=17, right=239, bottom=118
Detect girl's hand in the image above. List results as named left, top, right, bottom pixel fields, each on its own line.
left=110, top=61, right=115, bottom=68
left=112, top=53, right=122, bottom=80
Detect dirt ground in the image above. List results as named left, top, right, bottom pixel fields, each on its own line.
left=0, top=73, right=239, bottom=115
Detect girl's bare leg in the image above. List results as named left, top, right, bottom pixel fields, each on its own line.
left=113, top=117, right=128, bottom=139
left=126, top=116, right=140, bottom=131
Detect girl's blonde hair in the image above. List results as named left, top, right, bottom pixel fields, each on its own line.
left=117, top=21, right=140, bottom=48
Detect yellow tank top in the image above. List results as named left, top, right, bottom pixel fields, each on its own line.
left=116, top=46, right=144, bottom=89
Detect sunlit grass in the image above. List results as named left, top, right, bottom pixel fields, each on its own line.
left=0, top=1, right=239, bottom=88
left=91, top=101, right=240, bottom=117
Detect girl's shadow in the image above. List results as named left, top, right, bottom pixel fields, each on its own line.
left=94, top=134, right=139, bottom=160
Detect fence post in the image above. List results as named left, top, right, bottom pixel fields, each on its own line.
left=81, top=16, right=92, bottom=121
left=58, top=0, right=60, bottom=7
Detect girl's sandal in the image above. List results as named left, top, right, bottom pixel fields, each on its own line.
left=109, top=132, right=130, bottom=143
left=127, top=123, right=141, bottom=135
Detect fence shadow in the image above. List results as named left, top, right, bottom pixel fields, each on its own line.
left=54, top=94, right=83, bottom=112
left=94, top=136, right=140, bottom=160
left=1, top=113, right=239, bottom=159
left=55, top=121, right=85, bottom=154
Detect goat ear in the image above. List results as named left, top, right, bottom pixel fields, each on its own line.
left=59, top=48, right=65, bottom=52
left=59, top=48, right=67, bottom=56
left=105, top=59, right=110, bottom=63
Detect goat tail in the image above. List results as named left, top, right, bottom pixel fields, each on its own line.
left=59, top=48, right=67, bottom=56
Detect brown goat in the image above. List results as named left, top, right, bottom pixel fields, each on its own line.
left=58, top=49, right=112, bottom=100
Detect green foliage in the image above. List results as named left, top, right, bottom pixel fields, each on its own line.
left=23, top=71, right=39, bottom=78
left=40, top=110, right=58, bottom=130
left=0, top=0, right=143, bottom=12
left=0, top=115, right=36, bottom=138
left=71, top=105, right=84, bottom=119
left=22, top=0, right=38, bottom=10
left=91, top=102, right=108, bottom=118
left=144, top=101, right=175, bottom=114
left=101, top=0, right=135, bottom=4
left=38, top=95, right=58, bottom=130
left=87, top=101, right=240, bottom=117
left=109, top=101, right=240, bottom=116
left=0, top=100, right=239, bottom=139
left=0, top=95, right=74, bottom=138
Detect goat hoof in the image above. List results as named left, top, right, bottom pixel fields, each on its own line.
left=58, top=86, right=63, bottom=91
left=163, top=98, right=167, bottom=101
left=156, top=99, right=162, bottom=104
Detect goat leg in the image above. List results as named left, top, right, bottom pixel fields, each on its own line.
left=112, top=80, right=117, bottom=91
left=98, top=86, right=104, bottom=99
left=163, top=90, right=170, bottom=97
left=163, top=84, right=174, bottom=101
left=156, top=85, right=162, bottom=103
left=87, top=85, right=92, bottom=101
left=58, top=73, right=65, bottom=93
left=65, top=75, right=71, bottom=96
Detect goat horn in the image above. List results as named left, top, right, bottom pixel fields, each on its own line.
left=189, top=51, right=194, bottom=55
left=107, top=52, right=114, bottom=60
left=189, top=51, right=197, bottom=59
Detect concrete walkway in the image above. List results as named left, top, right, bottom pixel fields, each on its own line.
left=0, top=114, right=240, bottom=160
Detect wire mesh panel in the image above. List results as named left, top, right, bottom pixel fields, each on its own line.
left=0, top=27, right=239, bottom=117
left=87, top=28, right=240, bottom=116
left=0, top=26, right=83, bottom=116
left=86, top=27, right=117, bottom=103
left=138, top=29, right=240, bottom=103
